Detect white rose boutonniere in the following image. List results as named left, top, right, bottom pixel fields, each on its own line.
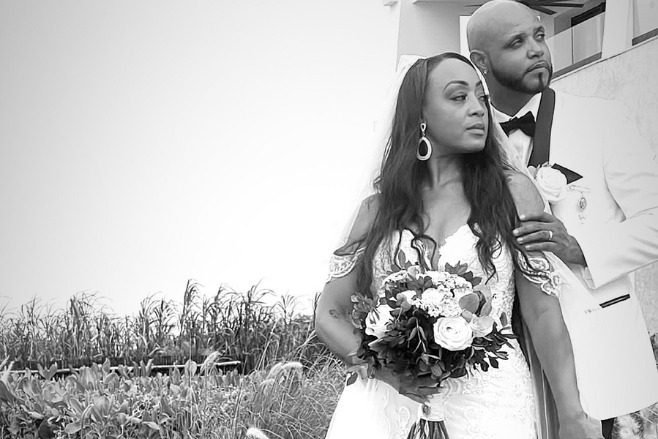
left=534, top=163, right=568, bottom=203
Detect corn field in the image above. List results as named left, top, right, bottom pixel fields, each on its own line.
left=0, top=282, right=347, bottom=438
left=0, top=281, right=324, bottom=373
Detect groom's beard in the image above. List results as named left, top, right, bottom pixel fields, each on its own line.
left=491, top=63, right=553, bottom=95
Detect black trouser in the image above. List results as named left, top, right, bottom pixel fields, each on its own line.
left=602, top=418, right=615, bottom=439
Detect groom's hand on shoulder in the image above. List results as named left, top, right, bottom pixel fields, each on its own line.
left=514, top=212, right=587, bottom=266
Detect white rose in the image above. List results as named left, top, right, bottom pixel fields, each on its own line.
left=365, top=304, right=394, bottom=339
left=470, top=315, right=495, bottom=337
left=433, top=317, right=474, bottom=351
left=535, top=165, right=568, bottom=203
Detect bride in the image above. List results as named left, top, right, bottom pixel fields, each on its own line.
left=315, top=53, right=603, bottom=439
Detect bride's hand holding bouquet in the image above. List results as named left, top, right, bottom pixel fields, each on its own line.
left=349, top=253, right=517, bottom=438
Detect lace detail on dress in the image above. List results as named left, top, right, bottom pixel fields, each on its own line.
left=326, top=248, right=364, bottom=283
left=516, top=252, right=562, bottom=297
left=326, top=226, right=538, bottom=439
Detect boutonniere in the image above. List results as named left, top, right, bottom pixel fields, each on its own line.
left=533, top=163, right=569, bottom=203
left=532, top=163, right=589, bottom=221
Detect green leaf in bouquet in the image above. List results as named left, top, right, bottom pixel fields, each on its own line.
left=461, top=310, right=474, bottom=322
left=430, top=363, right=444, bottom=378
left=444, top=261, right=468, bottom=274
left=500, top=312, right=509, bottom=328
left=419, top=326, right=427, bottom=340
left=496, top=351, right=509, bottom=360
left=462, top=272, right=482, bottom=287
left=459, top=294, right=480, bottom=314
left=395, top=251, right=410, bottom=271
left=399, top=301, right=412, bottom=312
left=489, top=357, right=500, bottom=368
left=449, top=367, right=467, bottom=379
left=413, top=338, right=426, bottom=354
left=421, top=276, right=433, bottom=289
left=480, top=301, right=493, bottom=317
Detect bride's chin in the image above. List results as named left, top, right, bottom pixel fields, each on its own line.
left=458, top=142, right=486, bottom=154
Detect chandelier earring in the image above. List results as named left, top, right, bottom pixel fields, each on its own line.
left=417, top=122, right=432, bottom=161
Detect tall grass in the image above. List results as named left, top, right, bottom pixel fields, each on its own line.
left=0, top=353, right=345, bottom=438
left=0, top=282, right=324, bottom=373
left=0, top=283, right=346, bottom=438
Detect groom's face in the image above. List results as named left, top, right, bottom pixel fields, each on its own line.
left=486, top=10, right=553, bottom=94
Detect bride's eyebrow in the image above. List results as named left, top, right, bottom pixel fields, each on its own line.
left=443, top=80, right=482, bottom=90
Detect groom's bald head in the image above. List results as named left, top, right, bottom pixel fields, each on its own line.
left=467, top=0, right=552, bottom=103
left=467, top=0, right=539, bottom=54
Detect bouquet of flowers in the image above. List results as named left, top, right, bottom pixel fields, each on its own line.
left=350, top=253, right=517, bottom=439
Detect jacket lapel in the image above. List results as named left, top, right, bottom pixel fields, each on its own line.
left=528, top=87, right=556, bottom=167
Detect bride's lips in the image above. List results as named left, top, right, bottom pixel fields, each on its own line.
left=466, top=122, right=485, bottom=134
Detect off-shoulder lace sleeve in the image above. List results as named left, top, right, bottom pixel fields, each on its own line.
left=516, top=252, right=562, bottom=297
left=326, top=248, right=365, bottom=283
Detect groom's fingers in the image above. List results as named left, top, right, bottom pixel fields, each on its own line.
left=513, top=222, right=557, bottom=244
left=518, top=211, right=555, bottom=223
left=515, top=230, right=553, bottom=244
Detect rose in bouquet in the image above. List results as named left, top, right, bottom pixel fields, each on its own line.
left=350, top=254, right=517, bottom=439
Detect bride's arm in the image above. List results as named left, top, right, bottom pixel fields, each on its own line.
left=507, top=172, right=602, bottom=439
left=315, top=267, right=363, bottom=364
left=315, top=197, right=376, bottom=364
left=315, top=197, right=434, bottom=403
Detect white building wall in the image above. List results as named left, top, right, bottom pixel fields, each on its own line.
left=395, top=1, right=463, bottom=58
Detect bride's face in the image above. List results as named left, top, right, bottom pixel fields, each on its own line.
left=422, top=59, right=489, bottom=156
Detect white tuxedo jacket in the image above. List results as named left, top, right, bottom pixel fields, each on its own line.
left=513, top=91, right=658, bottom=420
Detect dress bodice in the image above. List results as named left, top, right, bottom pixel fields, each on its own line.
left=326, top=226, right=537, bottom=439
left=372, top=226, right=516, bottom=325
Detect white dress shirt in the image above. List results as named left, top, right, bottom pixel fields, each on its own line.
left=493, top=93, right=542, bottom=166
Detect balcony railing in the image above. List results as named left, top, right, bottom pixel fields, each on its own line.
left=633, top=0, right=658, bottom=45
left=546, top=12, right=605, bottom=77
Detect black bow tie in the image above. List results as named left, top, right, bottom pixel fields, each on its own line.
left=500, top=111, right=536, bottom=137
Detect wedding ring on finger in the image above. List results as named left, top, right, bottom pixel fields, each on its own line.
left=547, top=230, right=554, bottom=241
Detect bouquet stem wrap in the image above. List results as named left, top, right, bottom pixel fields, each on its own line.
left=407, top=395, right=450, bottom=439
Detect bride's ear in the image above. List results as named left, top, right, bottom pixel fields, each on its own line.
left=469, top=51, right=488, bottom=76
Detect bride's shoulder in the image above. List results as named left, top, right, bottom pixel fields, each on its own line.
left=348, top=195, right=380, bottom=238
left=503, top=170, right=544, bottom=217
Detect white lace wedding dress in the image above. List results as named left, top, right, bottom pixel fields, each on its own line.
left=325, top=226, right=537, bottom=439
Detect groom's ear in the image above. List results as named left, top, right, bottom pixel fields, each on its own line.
left=469, top=50, right=488, bottom=75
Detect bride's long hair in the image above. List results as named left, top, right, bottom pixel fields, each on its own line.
left=355, top=52, right=527, bottom=296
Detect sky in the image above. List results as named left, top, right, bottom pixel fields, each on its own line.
left=0, top=1, right=400, bottom=316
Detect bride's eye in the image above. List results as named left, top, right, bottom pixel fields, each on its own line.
left=452, top=95, right=467, bottom=102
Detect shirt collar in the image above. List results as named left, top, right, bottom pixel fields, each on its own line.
left=492, top=92, right=542, bottom=124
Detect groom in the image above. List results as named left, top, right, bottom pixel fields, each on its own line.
left=468, top=0, right=658, bottom=437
